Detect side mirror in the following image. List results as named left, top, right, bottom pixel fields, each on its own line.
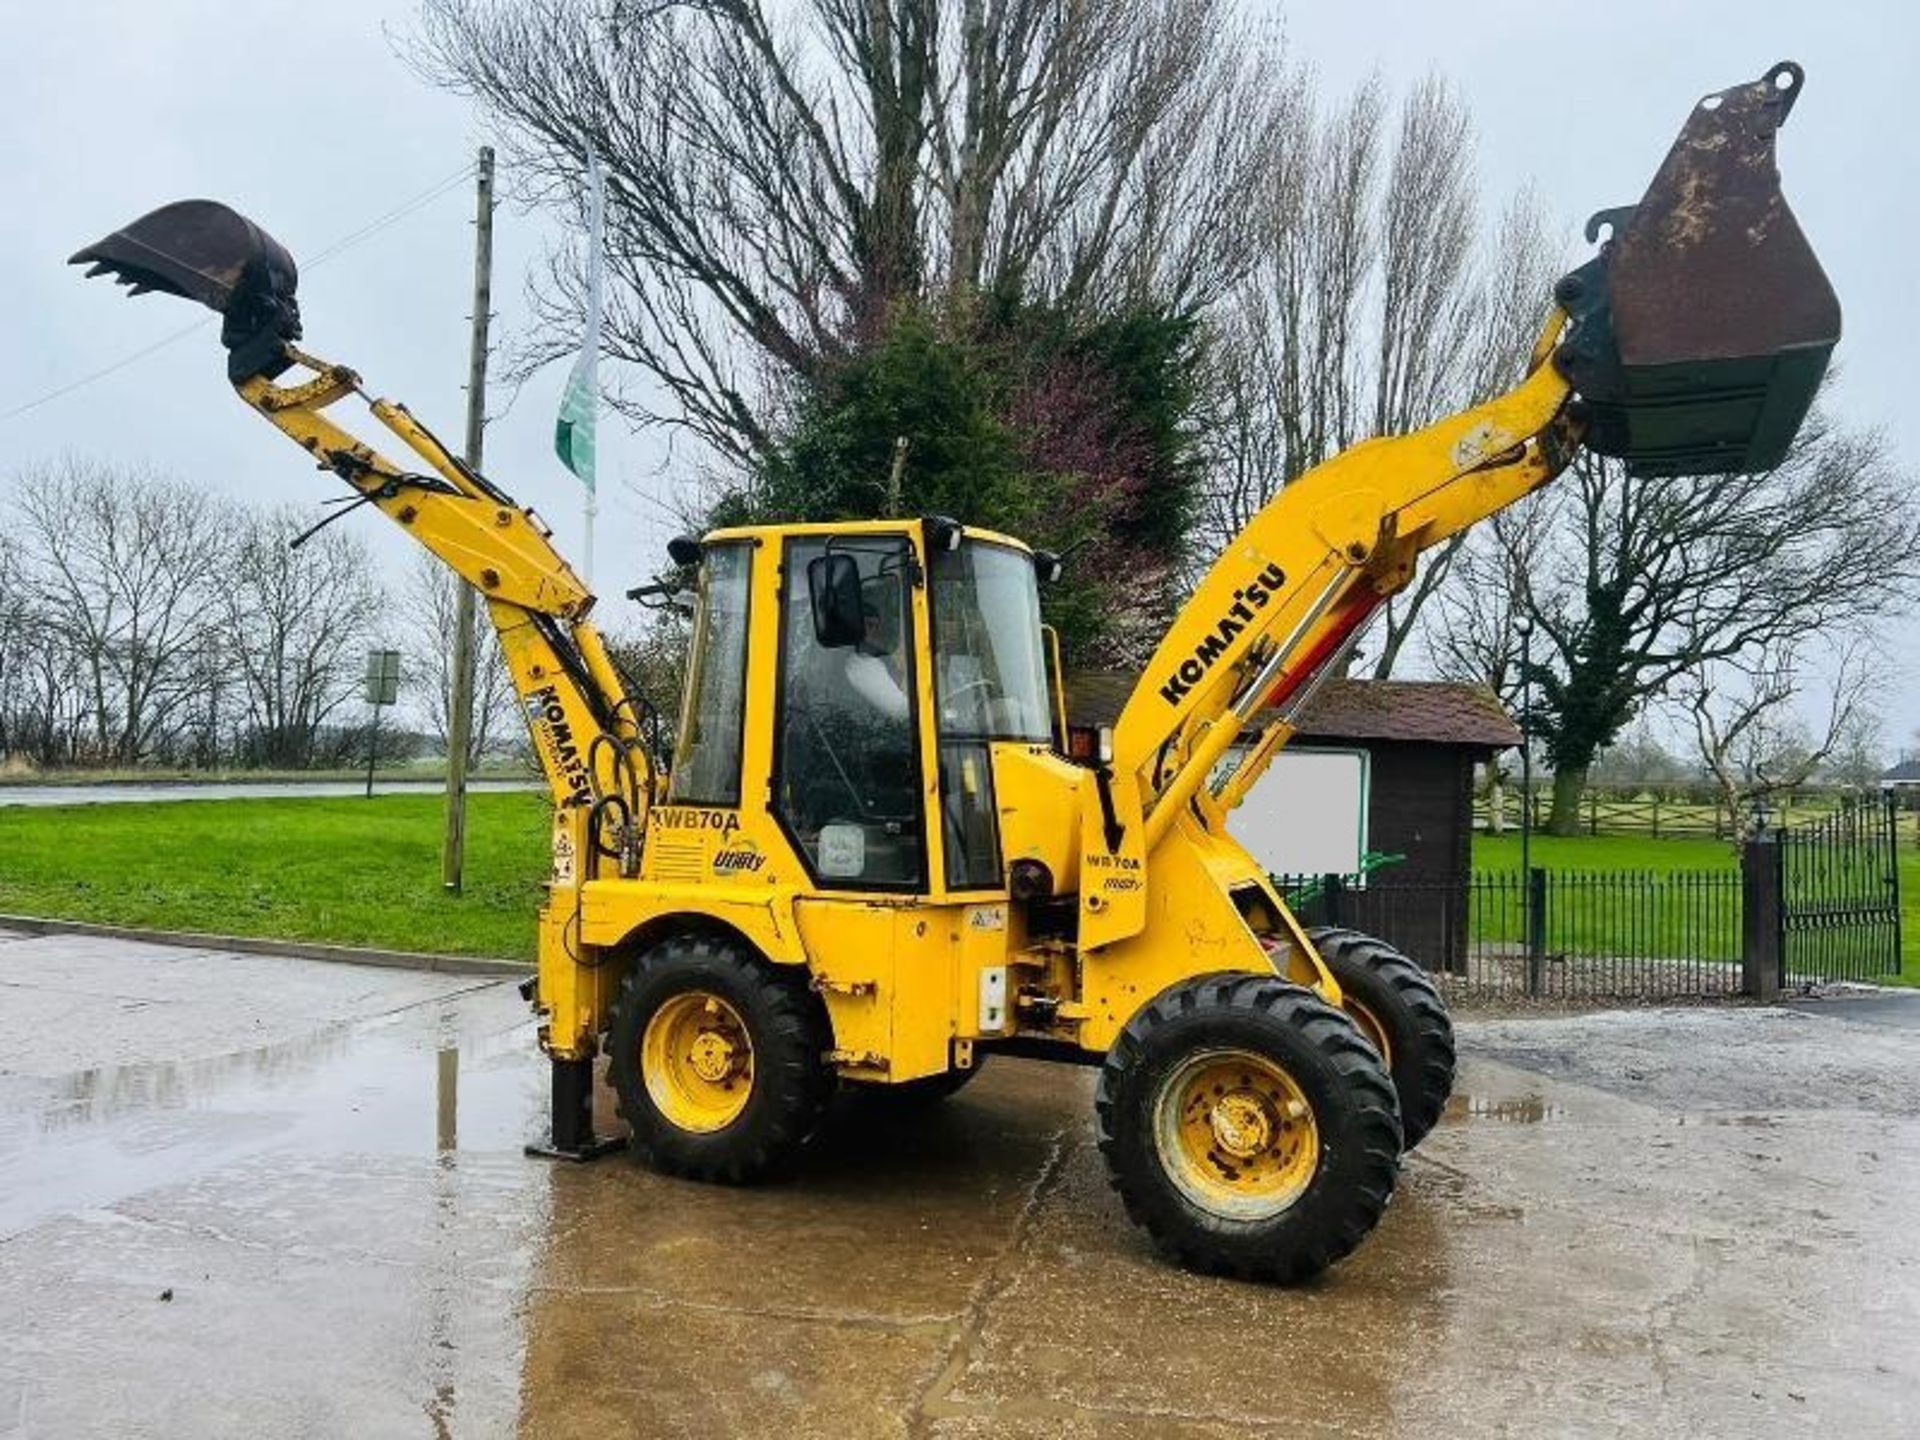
left=807, top=552, right=865, bottom=648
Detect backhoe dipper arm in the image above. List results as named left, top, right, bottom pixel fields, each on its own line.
left=234, top=344, right=648, bottom=816
left=1113, top=311, right=1580, bottom=850
left=67, top=195, right=672, bottom=941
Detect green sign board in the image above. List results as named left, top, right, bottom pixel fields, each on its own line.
left=364, top=649, right=402, bottom=707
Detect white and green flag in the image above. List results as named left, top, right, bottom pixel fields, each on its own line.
left=554, top=145, right=605, bottom=492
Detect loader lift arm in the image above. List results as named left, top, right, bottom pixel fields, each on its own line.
left=1100, top=60, right=1838, bottom=906
left=1117, top=311, right=1577, bottom=852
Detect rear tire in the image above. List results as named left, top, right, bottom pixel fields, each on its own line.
left=1095, top=974, right=1402, bottom=1284
left=607, top=934, right=832, bottom=1183
left=1306, top=926, right=1456, bottom=1150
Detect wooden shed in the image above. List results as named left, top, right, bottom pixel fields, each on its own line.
left=1065, top=674, right=1520, bottom=972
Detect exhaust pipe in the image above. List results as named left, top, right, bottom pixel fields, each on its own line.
left=1557, top=62, right=1841, bottom=476
left=70, top=200, right=301, bottom=383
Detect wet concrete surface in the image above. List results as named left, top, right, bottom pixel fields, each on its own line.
left=2, top=929, right=1917, bottom=1437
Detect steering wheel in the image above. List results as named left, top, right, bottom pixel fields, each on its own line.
left=944, top=675, right=1003, bottom=716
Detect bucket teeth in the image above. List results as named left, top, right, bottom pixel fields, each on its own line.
left=70, top=199, right=303, bottom=382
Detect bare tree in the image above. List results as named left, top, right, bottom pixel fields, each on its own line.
left=1683, top=641, right=1874, bottom=841
left=604, top=607, right=695, bottom=762
left=1502, top=413, right=1920, bottom=834
left=1823, top=707, right=1887, bottom=794
left=1428, top=497, right=1551, bottom=709
left=1428, top=496, right=1556, bottom=831
left=12, top=460, right=230, bottom=766
left=1192, top=76, right=1558, bottom=670
left=1196, top=76, right=1384, bottom=549
left=410, top=0, right=1281, bottom=466
left=405, top=554, right=516, bottom=767
left=1366, top=186, right=1564, bottom=676
left=224, top=507, right=386, bottom=768
left=0, top=531, right=30, bottom=760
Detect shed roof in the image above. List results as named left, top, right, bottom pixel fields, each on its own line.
left=1882, top=759, right=1920, bottom=784
left=1064, top=672, right=1521, bottom=750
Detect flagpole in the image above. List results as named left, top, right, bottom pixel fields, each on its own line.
left=584, top=487, right=596, bottom=589
left=556, top=143, right=604, bottom=588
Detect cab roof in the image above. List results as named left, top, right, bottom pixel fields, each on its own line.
left=700, top=518, right=1033, bottom=555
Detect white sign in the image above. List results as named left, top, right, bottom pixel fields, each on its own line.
left=1226, top=747, right=1370, bottom=879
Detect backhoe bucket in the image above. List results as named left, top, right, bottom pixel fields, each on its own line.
left=70, top=200, right=301, bottom=382
left=1556, top=62, right=1840, bottom=476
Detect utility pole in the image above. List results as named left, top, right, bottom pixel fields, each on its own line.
left=443, top=145, right=494, bottom=894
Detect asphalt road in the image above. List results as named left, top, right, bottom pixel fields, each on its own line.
left=2, top=931, right=1916, bottom=1437
left=0, top=778, right=541, bottom=807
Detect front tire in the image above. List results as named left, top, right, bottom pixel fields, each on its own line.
left=1306, top=927, right=1456, bottom=1150
left=607, top=934, right=832, bottom=1183
left=1095, top=974, right=1402, bottom=1284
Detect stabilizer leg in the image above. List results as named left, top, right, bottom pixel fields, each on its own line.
left=525, top=1056, right=626, bottom=1162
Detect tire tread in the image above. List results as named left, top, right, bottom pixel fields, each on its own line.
left=606, top=934, right=832, bottom=1185
left=1095, top=974, right=1402, bottom=1284
left=1306, top=926, right=1457, bottom=1149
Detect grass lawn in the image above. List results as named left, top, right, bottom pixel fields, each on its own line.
left=1473, top=830, right=1920, bottom=985
left=0, top=760, right=533, bottom=787
left=0, top=792, right=550, bottom=960
left=2, top=795, right=1910, bottom=984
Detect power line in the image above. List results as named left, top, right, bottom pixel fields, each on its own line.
left=0, top=318, right=213, bottom=423
left=0, top=163, right=478, bottom=426
left=305, top=165, right=477, bottom=266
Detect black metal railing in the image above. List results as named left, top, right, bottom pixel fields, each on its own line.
left=1776, top=794, right=1903, bottom=984
left=1276, top=868, right=1746, bottom=1004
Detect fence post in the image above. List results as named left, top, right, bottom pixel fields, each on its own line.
left=1888, top=793, right=1904, bottom=972
left=1741, top=832, right=1782, bottom=1001
left=1526, top=866, right=1548, bottom=997
left=1323, top=873, right=1346, bottom=930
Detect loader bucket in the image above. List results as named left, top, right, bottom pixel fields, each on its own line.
left=70, top=200, right=301, bottom=382
left=1556, top=62, right=1840, bottom=476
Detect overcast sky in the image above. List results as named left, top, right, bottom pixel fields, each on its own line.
left=3, top=2, right=1914, bottom=749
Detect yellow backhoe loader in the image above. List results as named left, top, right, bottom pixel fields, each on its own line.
left=73, top=63, right=1837, bottom=1281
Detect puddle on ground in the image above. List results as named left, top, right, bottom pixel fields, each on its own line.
left=0, top=985, right=540, bottom=1239
left=1446, top=1092, right=1567, bottom=1125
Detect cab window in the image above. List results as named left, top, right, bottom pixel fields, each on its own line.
left=929, top=540, right=1048, bottom=889
left=667, top=543, right=751, bottom=805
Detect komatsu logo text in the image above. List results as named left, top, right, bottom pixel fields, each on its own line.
left=524, top=686, right=592, bottom=804
left=1157, top=562, right=1285, bottom=705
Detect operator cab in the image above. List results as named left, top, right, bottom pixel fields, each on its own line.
left=666, top=516, right=1063, bottom=896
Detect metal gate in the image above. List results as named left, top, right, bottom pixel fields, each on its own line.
left=1777, top=794, right=1903, bottom=983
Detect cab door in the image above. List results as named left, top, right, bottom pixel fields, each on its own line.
left=771, top=532, right=929, bottom=892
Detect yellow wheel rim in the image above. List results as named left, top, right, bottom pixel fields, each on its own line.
left=1153, top=1048, right=1321, bottom=1221
left=641, top=990, right=754, bottom=1134
left=1344, top=998, right=1393, bottom=1069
